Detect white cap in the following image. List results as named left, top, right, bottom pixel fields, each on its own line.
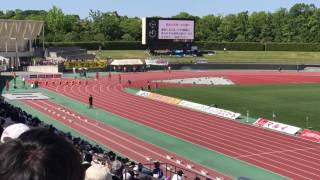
left=85, top=162, right=110, bottom=180
left=1, top=123, right=30, bottom=143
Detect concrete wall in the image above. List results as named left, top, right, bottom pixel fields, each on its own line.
left=165, top=63, right=305, bottom=71
left=27, top=65, right=59, bottom=73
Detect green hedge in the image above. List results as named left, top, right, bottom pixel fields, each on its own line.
left=45, top=41, right=320, bottom=52
left=195, top=41, right=265, bottom=51
left=64, top=60, right=107, bottom=70
left=265, top=43, right=320, bottom=52
left=45, top=41, right=146, bottom=50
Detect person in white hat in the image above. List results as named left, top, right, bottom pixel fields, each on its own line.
left=0, top=123, right=30, bottom=143
left=85, top=160, right=111, bottom=180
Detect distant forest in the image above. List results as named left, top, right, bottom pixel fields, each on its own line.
left=1, top=3, right=320, bottom=43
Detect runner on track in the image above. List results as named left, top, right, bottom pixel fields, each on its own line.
left=108, top=72, right=112, bottom=81
left=118, top=74, right=122, bottom=83
left=5, top=80, right=9, bottom=91
left=96, top=72, right=99, bottom=79
left=147, top=81, right=151, bottom=91
left=89, top=95, right=93, bottom=108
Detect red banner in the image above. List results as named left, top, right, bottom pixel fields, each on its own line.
left=299, top=129, right=320, bottom=142
left=254, top=118, right=269, bottom=126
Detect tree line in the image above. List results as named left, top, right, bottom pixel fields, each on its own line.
left=1, top=3, right=320, bottom=43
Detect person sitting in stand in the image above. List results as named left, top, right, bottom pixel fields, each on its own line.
left=171, top=170, right=184, bottom=180
left=0, top=128, right=85, bottom=180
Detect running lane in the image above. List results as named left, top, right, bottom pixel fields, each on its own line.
left=42, top=70, right=320, bottom=180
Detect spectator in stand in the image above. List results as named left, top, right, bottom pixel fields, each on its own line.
left=152, top=161, right=163, bottom=179
left=0, top=128, right=85, bottom=180
left=110, top=155, right=123, bottom=178
left=85, top=154, right=110, bottom=180
left=171, top=170, right=184, bottom=180
left=0, top=123, right=30, bottom=143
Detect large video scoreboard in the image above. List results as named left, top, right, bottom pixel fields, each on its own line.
left=142, top=17, right=195, bottom=49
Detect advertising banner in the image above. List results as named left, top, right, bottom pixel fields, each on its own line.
left=179, top=100, right=241, bottom=120
left=145, top=59, right=168, bottom=66
left=254, top=118, right=301, bottom=135
left=299, top=129, right=320, bottom=142
left=136, top=91, right=180, bottom=105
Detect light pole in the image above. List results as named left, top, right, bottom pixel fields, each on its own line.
left=306, top=116, right=309, bottom=128
left=10, top=37, right=18, bottom=70
left=246, top=110, right=249, bottom=123
left=272, top=112, right=276, bottom=121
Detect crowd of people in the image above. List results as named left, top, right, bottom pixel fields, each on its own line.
left=0, top=98, right=194, bottom=180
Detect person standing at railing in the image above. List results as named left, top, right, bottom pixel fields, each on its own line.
left=152, top=162, right=163, bottom=180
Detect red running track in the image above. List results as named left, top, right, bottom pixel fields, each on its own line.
left=22, top=99, right=229, bottom=180
left=39, top=70, right=320, bottom=180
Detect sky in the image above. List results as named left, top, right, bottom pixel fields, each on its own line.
left=1, top=0, right=320, bottom=18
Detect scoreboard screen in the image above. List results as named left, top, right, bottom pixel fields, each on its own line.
left=158, top=20, right=194, bottom=40
left=142, top=17, right=195, bottom=47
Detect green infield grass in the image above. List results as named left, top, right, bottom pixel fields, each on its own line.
left=94, top=50, right=320, bottom=64
left=156, top=84, right=320, bottom=130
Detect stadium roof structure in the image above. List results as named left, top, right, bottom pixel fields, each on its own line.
left=0, top=19, right=43, bottom=39
left=0, top=19, right=44, bottom=52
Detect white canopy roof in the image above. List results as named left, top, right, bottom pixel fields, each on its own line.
left=111, top=59, right=143, bottom=66
left=0, top=56, right=9, bottom=63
